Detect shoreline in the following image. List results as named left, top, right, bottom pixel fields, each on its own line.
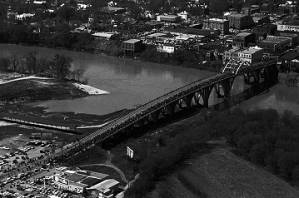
left=0, top=42, right=218, bottom=72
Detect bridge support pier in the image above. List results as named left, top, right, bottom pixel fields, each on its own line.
left=163, top=102, right=176, bottom=116
left=201, top=86, right=213, bottom=108
left=149, top=110, right=160, bottom=122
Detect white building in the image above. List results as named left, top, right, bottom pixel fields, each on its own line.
left=277, top=24, right=299, bottom=33
left=16, top=13, right=35, bottom=20
left=238, top=46, right=263, bottom=64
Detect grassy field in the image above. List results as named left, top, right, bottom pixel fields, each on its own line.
left=149, top=148, right=299, bottom=198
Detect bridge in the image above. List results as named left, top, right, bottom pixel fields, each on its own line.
left=55, top=59, right=278, bottom=159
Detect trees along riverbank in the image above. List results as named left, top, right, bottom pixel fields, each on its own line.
left=125, top=109, right=299, bottom=198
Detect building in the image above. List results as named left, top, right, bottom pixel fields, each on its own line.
left=15, top=13, right=35, bottom=20
left=277, top=24, right=299, bottom=33
left=279, top=32, right=299, bottom=46
left=54, top=169, right=109, bottom=194
left=251, top=13, right=270, bottom=25
left=202, top=18, right=229, bottom=35
left=259, top=35, right=292, bottom=54
left=122, top=39, right=143, bottom=55
left=101, top=6, right=126, bottom=14
left=228, top=14, right=254, bottom=30
left=241, top=5, right=260, bottom=15
left=92, top=32, right=119, bottom=40
left=177, top=11, right=188, bottom=21
left=156, top=15, right=180, bottom=23
left=157, top=45, right=175, bottom=54
left=87, top=179, right=123, bottom=198
left=238, top=46, right=263, bottom=63
left=223, top=47, right=241, bottom=63
left=233, top=32, right=256, bottom=48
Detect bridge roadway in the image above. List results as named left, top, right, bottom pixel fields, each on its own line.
left=56, top=60, right=277, bottom=157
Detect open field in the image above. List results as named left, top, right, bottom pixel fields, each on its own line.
left=150, top=148, right=299, bottom=198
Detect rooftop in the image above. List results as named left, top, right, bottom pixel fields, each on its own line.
left=158, top=15, right=178, bottom=19
left=92, top=32, right=118, bottom=39
left=123, top=39, right=141, bottom=44
left=229, top=13, right=248, bottom=18
left=205, top=18, right=228, bottom=23
left=87, top=179, right=120, bottom=191
left=240, top=46, right=263, bottom=54
left=235, top=32, right=253, bottom=38
left=80, top=176, right=105, bottom=187
left=64, top=172, right=86, bottom=182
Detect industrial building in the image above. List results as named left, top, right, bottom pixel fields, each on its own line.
left=53, top=167, right=124, bottom=197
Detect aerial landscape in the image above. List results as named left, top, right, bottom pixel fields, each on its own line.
left=0, top=0, right=299, bottom=197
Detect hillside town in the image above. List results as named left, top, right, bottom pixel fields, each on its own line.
left=0, top=0, right=299, bottom=198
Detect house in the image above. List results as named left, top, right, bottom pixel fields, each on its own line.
left=233, top=32, right=256, bottom=48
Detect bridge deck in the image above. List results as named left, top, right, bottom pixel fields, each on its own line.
left=54, top=60, right=276, bottom=157
left=77, top=60, right=276, bottom=146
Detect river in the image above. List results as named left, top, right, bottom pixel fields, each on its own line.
left=0, top=44, right=299, bottom=116
left=0, top=44, right=215, bottom=115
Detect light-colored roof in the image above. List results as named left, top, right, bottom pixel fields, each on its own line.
left=92, top=32, right=118, bottom=39
left=147, top=32, right=167, bottom=38
left=205, top=18, right=228, bottom=22
left=158, top=15, right=178, bottom=19
left=240, top=46, right=263, bottom=54
left=236, top=32, right=253, bottom=37
left=87, top=179, right=119, bottom=191
left=123, top=39, right=141, bottom=44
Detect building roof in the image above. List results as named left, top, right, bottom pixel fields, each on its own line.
left=235, top=32, right=253, bottom=38
left=147, top=32, right=167, bottom=38
left=158, top=15, right=178, bottom=19
left=87, top=179, right=120, bottom=191
left=205, top=18, right=228, bottom=23
left=229, top=13, right=248, bottom=18
left=92, top=32, right=118, bottom=39
left=240, top=46, right=263, bottom=54
left=123, top=39, right=141, bottom=44
left=64, top=172, right=86, bottom=182
left=80, top=176, right=104, bottom=187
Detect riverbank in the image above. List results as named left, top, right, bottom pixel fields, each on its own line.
left=0, top=73, right=110, bottom=104
left=0, top=42, right=220, bottom=72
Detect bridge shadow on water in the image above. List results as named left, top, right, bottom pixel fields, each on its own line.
left=101, top=82, right=273, bottom=150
